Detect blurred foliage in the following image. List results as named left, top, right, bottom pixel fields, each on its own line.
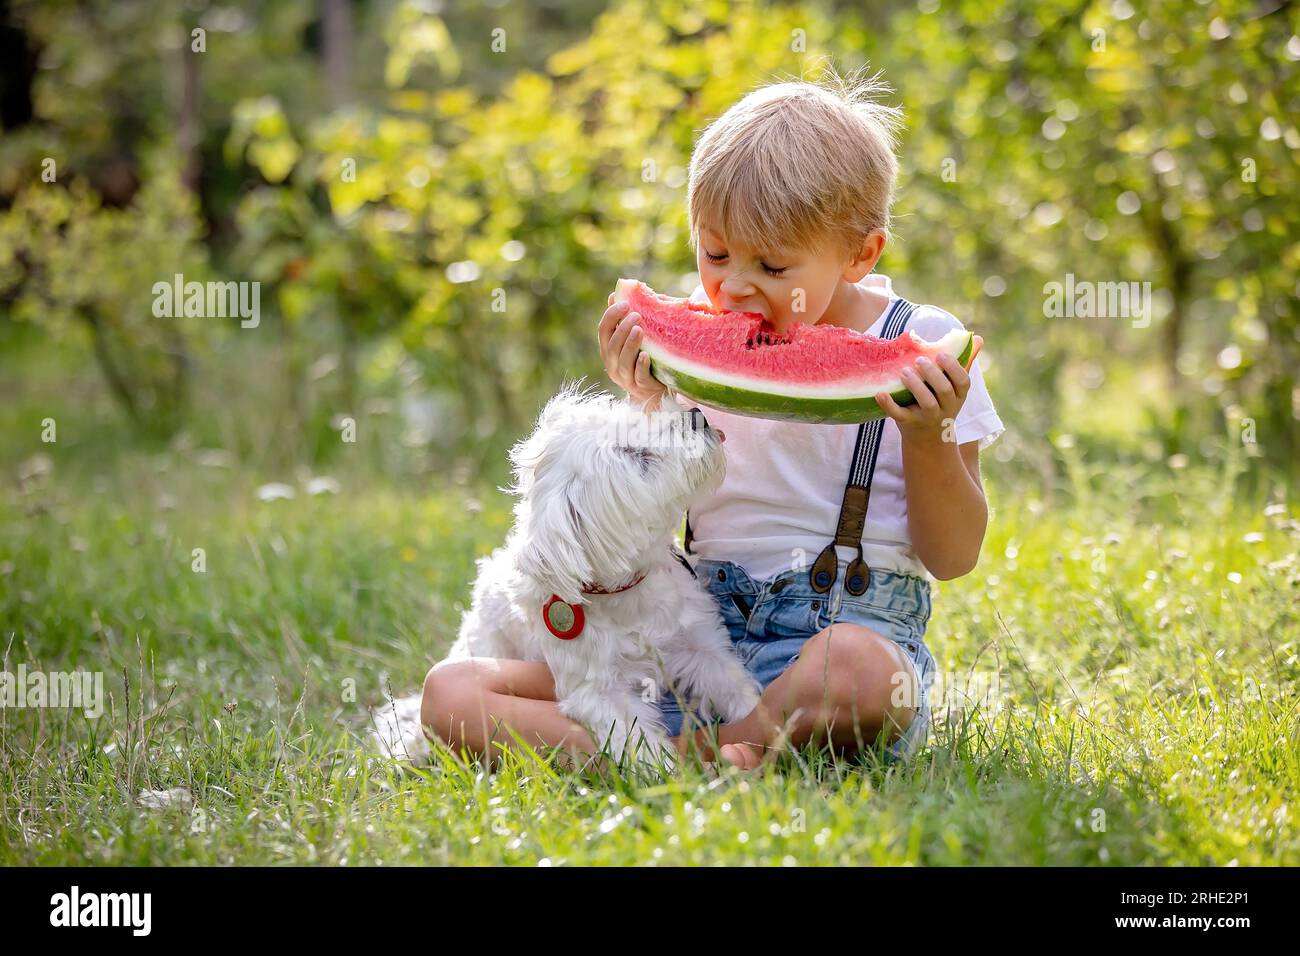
left=0, top=146, right=208, bottom=435
left=883, top=0, right=1300, bottom=471
left=0, top=0, right=1296, bottom=482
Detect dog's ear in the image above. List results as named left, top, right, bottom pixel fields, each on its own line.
left=514, top=476, right=593, bottom=605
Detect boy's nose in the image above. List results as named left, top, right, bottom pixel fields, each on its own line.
left=719, top=275, right=757, bottom=300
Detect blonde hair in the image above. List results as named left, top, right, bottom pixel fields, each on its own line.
left=686, top=66, right=904, bottom=261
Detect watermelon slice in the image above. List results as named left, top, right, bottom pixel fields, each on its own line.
left=615, top=279, right=980, bottom=424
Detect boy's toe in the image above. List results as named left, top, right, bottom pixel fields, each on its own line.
left=719, top=742, right=764, bottom=770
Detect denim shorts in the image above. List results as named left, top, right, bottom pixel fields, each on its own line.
left=659, top=555, right=936, bottom=763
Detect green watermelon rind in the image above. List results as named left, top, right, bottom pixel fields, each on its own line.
left=646, top=335, right=975, bottom=425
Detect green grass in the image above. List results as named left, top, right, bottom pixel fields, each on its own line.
left=1, top=360, right=1297, bottom=866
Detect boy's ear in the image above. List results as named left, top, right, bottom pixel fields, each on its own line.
left=842, top=231, right=886, bottom=283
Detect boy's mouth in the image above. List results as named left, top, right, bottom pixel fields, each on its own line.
left=723, top=305, right=765, bottom=320
left=717, top=297, right=766, bottom=320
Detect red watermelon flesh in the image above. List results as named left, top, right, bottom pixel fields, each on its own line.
left=614, top=279, right=978, bottom=424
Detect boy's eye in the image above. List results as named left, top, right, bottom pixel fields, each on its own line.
left=704, top=249, right=786, bottom=276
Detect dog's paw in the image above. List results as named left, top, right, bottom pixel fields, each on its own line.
left=713, top=682, right=762, bottom=724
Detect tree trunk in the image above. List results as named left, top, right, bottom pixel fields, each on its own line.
left=81, top=308, right=140, bottom=422
left=1144, top=168, right=1193, bottom=401
left=173, top=24, right=202, bottom=195
left=322, top=0, right=353, bottom=107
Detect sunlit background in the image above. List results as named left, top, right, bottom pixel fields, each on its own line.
left=2, top=0, right=1295, bottom=492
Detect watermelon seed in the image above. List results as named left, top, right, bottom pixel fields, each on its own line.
left=745, top=331, right=792, bottom=349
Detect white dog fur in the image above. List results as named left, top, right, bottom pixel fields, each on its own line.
left=373, top=383, right=759, bottom=768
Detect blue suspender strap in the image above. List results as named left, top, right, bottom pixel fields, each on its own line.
left=848, top=297, right=915, bottom=487
left=809, top=297, right=916, bottom=596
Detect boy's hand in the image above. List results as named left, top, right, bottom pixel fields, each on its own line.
left=599, top=291, right=669, bottom=412
left=875, top=336, right=983, bottom=445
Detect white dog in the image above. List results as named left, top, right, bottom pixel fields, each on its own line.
left=448, top=383, right=760, bottom=765
left=375, top=383, right=760, bottom=768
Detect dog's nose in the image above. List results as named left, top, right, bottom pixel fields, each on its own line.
left=686, top=407, right=723, bottom=442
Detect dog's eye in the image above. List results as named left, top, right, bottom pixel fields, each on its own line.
left=616, top=445, right=658, bottom=475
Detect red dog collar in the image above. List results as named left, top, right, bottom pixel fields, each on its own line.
left=542, top=571, right=648, bottom=639
left=580, top=571, right=647, bottom=595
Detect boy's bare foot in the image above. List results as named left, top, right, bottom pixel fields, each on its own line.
left=718, top=742, right=764, bottom=769
left=672, top=727, right=768, bottom=770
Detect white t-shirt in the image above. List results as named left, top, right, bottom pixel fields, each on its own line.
left=671, top=273, right=1005, bottom=582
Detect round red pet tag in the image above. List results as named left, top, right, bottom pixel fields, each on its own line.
left=542, top=594, right=585, bottom=640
